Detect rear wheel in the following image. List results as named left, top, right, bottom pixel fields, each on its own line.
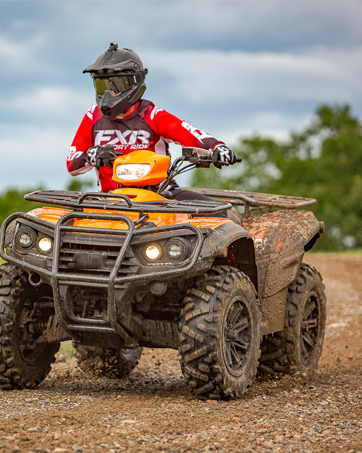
left=0, top=263, right=59, bottom=390
left=179, top=265, right=261, bottom=400
left=259, top=263, right=326, bottom=375
left=74, top=345, right=142, bottom=378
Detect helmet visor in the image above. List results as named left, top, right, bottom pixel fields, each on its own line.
left=93, top=75, right=132, bottom=95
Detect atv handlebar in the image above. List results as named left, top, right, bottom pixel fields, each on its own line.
left=95, top=146, right=242, bottom=170
left=182, top=147, right=242, bottom=167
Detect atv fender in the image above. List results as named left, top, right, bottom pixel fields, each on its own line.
left=199, top=222, right=258, bottom=289
left=242, top=209, right=323, bottom=334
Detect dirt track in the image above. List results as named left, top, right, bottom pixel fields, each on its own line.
left=0, top=254, right=361, bottom=453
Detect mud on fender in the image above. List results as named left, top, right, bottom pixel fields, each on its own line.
left=199, top=222, right=252, bottom=259
left=199, top=222, right=257, bottom=286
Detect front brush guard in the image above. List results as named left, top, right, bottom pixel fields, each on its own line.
left=0, top=211, right=206, bottom=347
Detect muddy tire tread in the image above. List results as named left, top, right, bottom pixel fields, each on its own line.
left=259, top=263, right=326, bottom=375
left=179, top=265, right=261, bottom=400
left=0, top=263, right=59, bottom=390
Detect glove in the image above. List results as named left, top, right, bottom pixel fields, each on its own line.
left=212, top=144, right=236, bottom=168
left=86, top=145, right=118, bottom=170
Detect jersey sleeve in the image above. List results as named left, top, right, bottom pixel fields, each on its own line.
left=66, top=105, right=102, bottom=176
left=143, top=103, right=223, bottom=151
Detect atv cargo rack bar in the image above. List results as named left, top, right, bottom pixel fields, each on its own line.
left=24, top=190, right=232, bottom=214
left=185, top=188, right=316, bottom=214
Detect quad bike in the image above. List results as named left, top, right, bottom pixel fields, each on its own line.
left=0, top=147, right=326, bottom=399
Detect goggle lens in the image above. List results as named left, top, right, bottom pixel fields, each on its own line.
left=93, top=76, right=131, bottom=95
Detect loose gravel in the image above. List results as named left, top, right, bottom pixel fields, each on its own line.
left=0, top=254, right=361, bottom=453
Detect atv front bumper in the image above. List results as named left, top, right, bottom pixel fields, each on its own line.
left=0, top=211, right=212, bottom=347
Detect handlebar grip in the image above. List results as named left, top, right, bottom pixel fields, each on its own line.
left=235, top=156, right=242, bottom=163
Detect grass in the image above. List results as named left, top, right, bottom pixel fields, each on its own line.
left=55, top=341, right=75, bottom=362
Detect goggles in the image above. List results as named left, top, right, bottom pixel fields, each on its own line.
left=92, top=71, right=147, bottom=96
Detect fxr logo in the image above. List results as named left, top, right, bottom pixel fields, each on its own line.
left=94, top=130, right=151, bottom=146
left=67, top=146, right=83, bottom=161
left=181, top=122, right=212, bottom=143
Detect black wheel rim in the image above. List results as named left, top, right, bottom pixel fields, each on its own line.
left=223, top=297, right=252, bottom=376
left=300, top=291, right=320, bottom=365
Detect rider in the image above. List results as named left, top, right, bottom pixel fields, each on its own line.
left=67, top=43, right=236, bottom=211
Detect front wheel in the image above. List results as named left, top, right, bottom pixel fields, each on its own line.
left=259, top=263, right=326, bottom=375
left=179, top=265, right=261, bottom=400
left=0, top=263, right=59, bottom=390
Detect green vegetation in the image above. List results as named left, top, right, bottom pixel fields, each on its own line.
left=66, top=178, right=94, bottom=193
left=192, top=104, right=362, bottom=251
left=55, top=341, right=75, bottom=362
left=0, top=188, right=45, bottom=227
left=0, top=178, right=94, bottom=226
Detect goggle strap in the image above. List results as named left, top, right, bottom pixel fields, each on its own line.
left=132, top=70, right=147, bottom=84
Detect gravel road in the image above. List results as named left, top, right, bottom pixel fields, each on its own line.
left=0, top=254, right=361, bottom=453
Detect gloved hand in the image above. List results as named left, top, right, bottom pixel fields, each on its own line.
left=212, top=144, right=236, bottom=168
left=86, top=145, right=118, bottom=170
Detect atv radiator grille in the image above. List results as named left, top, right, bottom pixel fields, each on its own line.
left=58, top=239, right=139, bottom=278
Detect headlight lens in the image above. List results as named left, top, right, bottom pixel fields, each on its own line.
left=116, top=164, right=151, bottom=181
left=165, top=238, right=190, bottom=261
left=37, top=237, right=53, bottom=254
left=19, top=233, right=32, bottom=247
left=15, top=228, right=36, bottom=249
left=168, top=243, right=183, bottom=258
left=144, top=244, right=162, bottom=261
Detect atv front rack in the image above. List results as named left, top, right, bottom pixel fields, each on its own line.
left=24, top=190, right=232, bottom=215
left=185, top=188, right=316, bottom=214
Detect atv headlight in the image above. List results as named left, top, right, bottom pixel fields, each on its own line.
left=116, top=164, right=151, bottom=181
left=144, top=243, right=162, bottom=261
left=37, top=237, right=53, bottom=254
left=165, top=238, right=191, bottom=261
left=15, top=228, right=36, bottom=249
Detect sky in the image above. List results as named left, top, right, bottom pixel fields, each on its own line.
left=1, top=0, right=362, bottom=191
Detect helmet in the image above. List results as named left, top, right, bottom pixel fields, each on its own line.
left=83, top=43, right=148, bottom=118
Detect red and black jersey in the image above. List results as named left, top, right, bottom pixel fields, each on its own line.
left=67, top=99, right=223, bottom=192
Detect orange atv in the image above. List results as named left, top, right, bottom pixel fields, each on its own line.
left=0, top=147, right=326, bottom=399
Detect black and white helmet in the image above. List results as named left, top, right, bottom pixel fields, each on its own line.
left=83, top=43, right=148, bottom=118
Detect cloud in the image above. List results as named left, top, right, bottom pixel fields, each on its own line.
left=62, top=1, right=362, bottom=53
left=204, top=111, right=312, bottom=148
left=148, top=47, right=362, bottom=106
left=0, top=124, right=72, bottom=190
left=3, top=2, right=362, bottom=59
left=0, top=33, right=45, bottom=76
left=0, top=85, right=93, bottom=125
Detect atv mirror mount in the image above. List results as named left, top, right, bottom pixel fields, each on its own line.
left=182, top=147, right=213, bottom=168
